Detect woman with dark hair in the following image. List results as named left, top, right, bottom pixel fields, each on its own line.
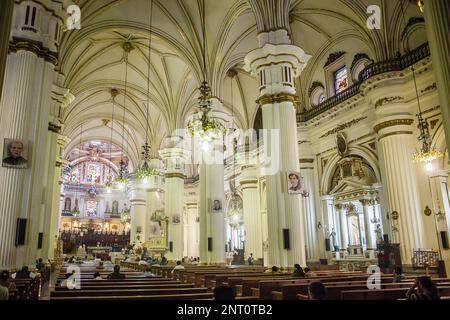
left=406, top=276, right=440, bottom=300
left=292, top=264, right=306, bottom=277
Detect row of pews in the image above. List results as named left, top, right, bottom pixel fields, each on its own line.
left=149, top=265, right=450, bottom=300
left=50, top=263, right=213, bottom=300
left=49, top=262, right=450, bottom=300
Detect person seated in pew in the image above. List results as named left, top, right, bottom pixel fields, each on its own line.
left=392, top=266, right=405, bottom=283
left=191, top=258, right=199, bottom=265
left=35, top=258, right=45, bottom=271
left=171, top=260, right=185, bottom=276
left=0, top=270, right=17, bottom=300
left=406, top=276, right=440, bottom=300
left=107, top=265, right=126, bottom=280
left=96, top=261, right=104, bottom=270
left=143, top=267, right=156, bottom=277
left=292, top=264, right=306, bottom=278
left=12, top=266, right=37, bottom=279
left=304, top=267, right=317, bottom=277
left=138, top=259, right=148, bottom=266
left=160, top=255, right=168, bottom=266
left=265, top=266, right=280, bottom=273
left=93, top=272, right=103, bottom=280
left=214, top=285, right=235, bottom=300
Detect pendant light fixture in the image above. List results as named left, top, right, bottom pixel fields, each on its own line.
left=399, top=0, right=443, bottom=170
left=136, top=0, right=156, bottom=183
left=105, top=88, right=118, bottom=193
left=187, top=0, right=226, bottom=149
left=114, top=41, right=132, bottom=189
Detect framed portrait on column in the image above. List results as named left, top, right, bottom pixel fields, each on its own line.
left=286, top=171, right=303, bottom=194
left=2, top=138, right=28, bottom=169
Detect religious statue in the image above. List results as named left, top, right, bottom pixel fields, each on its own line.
left=64, top=197, right=71, bottom=212
left=112, top=200, right=119, bottom=214
left=105, top=201, right=111, bottom=213
left=375, top=224, right=383, bottom=244
left=329, top=228, right=338, bottom=251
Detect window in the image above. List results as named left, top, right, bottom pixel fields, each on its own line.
left=334, top=67, right=348, bottom=94
left=319, top=94, right=325, bottom=104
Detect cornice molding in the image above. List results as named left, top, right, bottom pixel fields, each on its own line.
left=256, top=93, right=298, bottom=106
left=324, top=51, right=346, bottom=68
left=374, top=119, right=414, bottom=134
left=48, top=122, right=61, bottom=133
left=9, top=37, right=58, bottom=65
left=319, top=116, right=368, bottom=138
left=374, top=96, right=404, bottom=108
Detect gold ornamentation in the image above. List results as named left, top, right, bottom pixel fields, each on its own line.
left=421, top=83, right=436, bottom=94
left=165, top=172, right=186, bottom=179
left=373, top=119, right=414, bottom=134
left=424, top=206, right=432, bottom=216
left=256, top=93, right=298, bottom=106
left=320, top=116, right=367, bottom=138
left=391, top=211, right=399, bottom=220
left=374, top=96, right=404, bottom=108
left=9, top=37, right=58, bottom=65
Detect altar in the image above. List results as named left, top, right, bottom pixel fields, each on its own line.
left=87, top=246, right=112, bottom=254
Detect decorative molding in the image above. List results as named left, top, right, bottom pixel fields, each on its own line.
left=298, top=140, right=309, bottom=145
left=164, top=172, right=186, bottom=179
left=9, top=37, right=58, bottom=65
left=420, top=82, right=437, bottom=94
left=430, top=119, right=439, bottom=130
left=48, top=122, right=61, bottom=133
left=374, top=96, right=404, bottom=108
left=256, top=93, right=298, bottom=106
left=351, top=53, right=371, bottom=71
left=401, top=17, right=425, bottom=40
left=374, top=119, right=414, bottom=134
left=101, top=119, right=110, bottom=126
left=319, top=116, right=368, bottom=138
left=299, top=158, right=314, bottom=163
left=308, top=81, right=324, bottom=96
left=324, top=51, right=346, bottom=68
left=377, top=131, right=413, bottom=140
left=368, top=141, right=377, bottom=151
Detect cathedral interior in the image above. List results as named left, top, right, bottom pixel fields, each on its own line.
left=0, top=0, right=450, bottom=302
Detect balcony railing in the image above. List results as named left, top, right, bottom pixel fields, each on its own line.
left=297, top=42, right=430, bottom=122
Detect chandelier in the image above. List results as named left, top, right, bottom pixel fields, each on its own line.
left=187, top=0, right=226, bottom=148
left=113, top=41, right=132, bottom=189
left=410, top=66, right=443, bottom=170
left=135, top=0, right=157, bottom=183
left=398, top=1, right=443, bottom=170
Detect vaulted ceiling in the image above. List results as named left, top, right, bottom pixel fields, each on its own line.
left=59, top=0, right=424, bottom=171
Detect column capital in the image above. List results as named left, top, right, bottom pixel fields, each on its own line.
left=359, top=199, right=371, bottom=207
left=335, top=204, right=343, bottom=210
left=244, top=43, right=311, bottom=78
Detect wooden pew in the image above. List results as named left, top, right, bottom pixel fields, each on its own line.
left=51, top=292, right=214, bottom=300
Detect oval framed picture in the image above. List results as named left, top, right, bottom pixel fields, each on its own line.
left=336, top=132, right=348, bottom=157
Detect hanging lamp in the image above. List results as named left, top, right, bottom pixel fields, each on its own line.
left=398, top=0, right=443, bottom=170
left=187, top=0, right=226, bottom=148
left=105, top=89, right=118, bottom=193
left=114, top=41, right=132, bottom=189
left=136, top=0, right=157, bottom=183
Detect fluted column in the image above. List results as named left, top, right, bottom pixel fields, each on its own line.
left=361, top=199, right=376, bottom=251
left=144, top=158, right=164, bottom=242
left=423, top=0, right=450, bottom=156
left=0, top=0, right=65, bottom=269
left=185, top=202, right=199, bottom=258
left=240, top=166, right=262, bottom=261
left=336, top=204, right=349, bottom=251
left=375, top=117, right=425, bottom=264
left=0, top=0, right=13, bottom=103
left=129, top=187, right=147, bottom=247
left=429, top=172, right=450, bottom=276
left=159, top=138, right=190, bottom=261
left=199, top=141, right=226, bottom=264
left=245, top=31, right=311, bottom=268
left=300, top=159, right=319, bottom=262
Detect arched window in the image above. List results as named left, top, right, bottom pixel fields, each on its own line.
left=309, top=82, right=325, bottom=107
left=252, top=107, right=263, bottom=141
left=350, top=54, right=372, bottom=83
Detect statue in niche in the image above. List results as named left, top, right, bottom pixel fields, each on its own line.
left=105, top=201, right=110, bottom=213
left=73, top=199, right=79, bottom=212
left=375, top=224, right=383, bottom=244
left=64, top=197, right=71, bottom=211
left=112, top=200, right=119, bottom=214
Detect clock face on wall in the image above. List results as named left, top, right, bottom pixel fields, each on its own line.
left=336, top=132, right=348, bottom=157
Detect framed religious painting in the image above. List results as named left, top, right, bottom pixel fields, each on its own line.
left=286, top=171, right=303, bottom=194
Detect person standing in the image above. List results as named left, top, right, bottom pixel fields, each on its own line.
left=247, top=253, right=254, bottom=265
